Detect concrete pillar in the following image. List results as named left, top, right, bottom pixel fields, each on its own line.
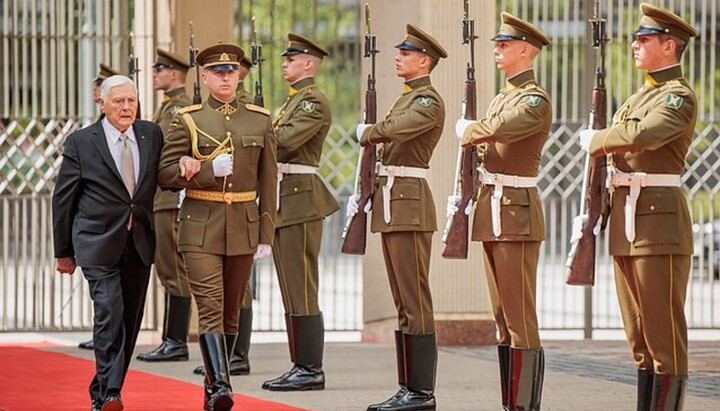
left=361, top=0, right=499, bottom=346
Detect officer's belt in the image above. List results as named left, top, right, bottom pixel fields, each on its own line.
left=376, top=164, right=429, bottom=224
left=185, top=189, right=257, bottom=205
left=478, top=168, right=538, bottom=237
left=276, top=163, right=318, bottom=210
left=607, top=168, right=682, bottom=243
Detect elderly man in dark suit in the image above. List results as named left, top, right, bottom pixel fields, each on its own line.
left=53, top=75, right=164, bottom=411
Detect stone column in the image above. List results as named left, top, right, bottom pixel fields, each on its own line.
left=361, top=0, right=498, bottom=346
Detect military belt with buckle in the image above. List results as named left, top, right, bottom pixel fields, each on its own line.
left=185, top=189, right=257, bottom=205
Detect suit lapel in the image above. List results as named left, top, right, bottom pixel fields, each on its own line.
left=91, top=122, right=126, bottom=187
left=133, top=121, right=150, bottom=190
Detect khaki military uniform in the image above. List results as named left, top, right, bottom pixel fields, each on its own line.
left=461, top=69, right=550, bottom=349
left=236, top=81, right=253, bottom=105
left=360, top=75, right=444, bottom=334
left=152, top=87, right=193, bottom=297
left=590, top=65, right=696, bottom=375
left=158, top=96, right=277, bottom=333
left=273, top=77, right=339, bottom=315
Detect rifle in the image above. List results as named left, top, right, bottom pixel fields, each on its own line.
left=189, top=21, right=202, bottom=105
left=128, top=29, right=141, bottom=118
left=341, top=3, right=378, bottom=255
left=441, top=0, right=477, bottom=259
left=565, top=0, right=610, bottom=286
left=251, top=16, right=265, bottom=107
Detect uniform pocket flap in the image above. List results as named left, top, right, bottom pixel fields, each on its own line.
left=636, top=191, right=677, bottom=215
left=179, top=203, right=210, bottom=222
left=390, top=181, right=421, bottom=201
left=501, top=188, right=530, bottom=206
left=241, top=135, right=264, bottom=148
left=77, top=218, right=106, bottom=233
left=280, top=177, right=312, bottom=197
left=246, top=204, right=260, bottom=222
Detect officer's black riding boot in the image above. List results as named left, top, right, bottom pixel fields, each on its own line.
left=636, top=368, right=654, bottom=411
left=498, top=345, right=511, bottom=411
left=228, top=308, right=253, bottom=376
left=649, top=373, right=686, bottom=411
left=137, top=293, right=191, bottom=362
left=507, top=347, right=544, bottom=411
left=199, top=332, right=234, bottom=411
left=377, top=332, right=437, bottom=411
left=262, top=312, right=326, bottom=391
left=367, top=330, right=407, bottom=411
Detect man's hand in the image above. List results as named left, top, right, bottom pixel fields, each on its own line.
left=455, top=119, right=474, bottom=140
left=179, top=156, right=201, bottom=181
left=570, top=214, right=587, bottom=244
left=346, top=193, right=372, bottom=218
left=579, top=129, right=598, bottom=152
left=446, top=195, right=474, bottom=217
left=56, top=257, right=77, bottom=274
left=253, top=244, right=272, bottom=260
left=212, top=153, right=233, bottom=177
left=356, top=123, right=372, bottom=142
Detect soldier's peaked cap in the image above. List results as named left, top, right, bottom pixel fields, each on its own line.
left=636, top=3, right=698, bottom=42
left=492, top=12, right=551, bottom=49
left=395, top=24, right=448, bottom=60
left=281, top=33, right=330, bottom=59
left=153, top=48, right=191, bottom=72
left=196, top=43, right=245, bottom=71
left=94, top=64, right=119, bottom=83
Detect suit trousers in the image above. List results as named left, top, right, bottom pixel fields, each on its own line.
left=85, top=235, right=151, bottom=403
left=153, top=208, right=191, bottom=297
left=613, top=254, right=690, bottom=375
left=183, top=252, right=253, bottom=333
left=272, top=219, right=323, bottom=315
left=381, top=231, right=435, bottom=334
left=482, top=241, right=541, bottom=349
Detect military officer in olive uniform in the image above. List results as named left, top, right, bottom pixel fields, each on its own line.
left=158, top=43, right=276, bottom=411
left=193, top=53, right=257, bottom=378
left=261, top=33, right=339, bottom=392
left=137, top=49, right=194, bottom=363
left=453, top=13, right=551, bottom=411
left=578, top=4, right=697, bottom=409
left=350, top=24, right=447, bottom=411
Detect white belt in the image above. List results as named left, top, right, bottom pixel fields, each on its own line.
left=276, top=163, right=318, bottom=210
left=478, top=168, right=538, bottom=237
left=607, top=168, right=681, bottom=242
left=377, top=164, right=429, bottom=224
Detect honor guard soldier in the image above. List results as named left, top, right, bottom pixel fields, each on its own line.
left=136, top=49, right=194, bottom=363
left=194, top=52, right=257, bottom=378
left=261, top=33, right=340, bottom=392
left=158, top=43, right=277, bottom=411
left=454, top=13, right=551, bottom=411
left=349, top=24, right=447, bottom=411
left=577, top=4, right=698, bottom=409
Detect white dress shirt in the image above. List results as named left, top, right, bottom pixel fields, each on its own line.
left=102, top=118, right=140, bottom=184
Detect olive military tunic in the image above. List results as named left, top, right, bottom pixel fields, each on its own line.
left=272, top=77, right=339, bottom=315
left=461, top=69, right=551, bottom=349
left=589, top=65, right=696, bottom=375
left=236, top=80, right=255, bottom=309
left=360, top=75, right=444, bottom=334
left=158, top=96, right=277, bottom=333
left=151, top=86, right=193, bottom=297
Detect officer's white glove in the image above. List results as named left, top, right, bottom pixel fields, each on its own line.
left=356, top=123, right=372, bottom=142
left=253, top=244, right=272, bottom=260
left=177, top=189, right=186, bottom=209
left=570, top=214, right=587, bottom=244
left=346, top=193, right=371, bottom=218
left=447, top=195, right=474, bottom=217
left=455, top=119, right=474, bottom=140
left=212, top=153, right=233, bottom=177
left=578, top=129, right=598, bottom=152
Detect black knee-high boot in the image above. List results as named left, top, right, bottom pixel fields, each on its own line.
left=199, top=332, right=233, bottom=411
left=649, top=373, right=686, bottom=411
left=367, top=330, right=407, bottom=411
left=507, top=347, right=544, bottom=411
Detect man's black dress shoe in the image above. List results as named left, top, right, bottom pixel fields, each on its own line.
left=78, top=339, right=94, bottom=350
left=101, top=394, right=123, bottom=411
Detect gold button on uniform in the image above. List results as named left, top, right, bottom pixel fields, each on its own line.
left=225, top=116, right=230, bottom=121
left=650, top=205, right=655, bottom=211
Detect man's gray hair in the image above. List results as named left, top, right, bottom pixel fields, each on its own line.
left=101, top=75, right=136, bottom=100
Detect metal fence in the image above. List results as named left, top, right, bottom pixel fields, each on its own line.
left=499, top=0, right=720, bottom=333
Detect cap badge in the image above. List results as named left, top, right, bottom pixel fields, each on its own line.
left=220, top=53, right=230, bottom=62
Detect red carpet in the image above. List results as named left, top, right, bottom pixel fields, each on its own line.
left=0, top=346, right=308, bottom=411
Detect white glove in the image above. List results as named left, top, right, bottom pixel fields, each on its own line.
left=356, top=123, right=372, bottom=142
left=253, top=244, right=272, bottom=260
left=455, top=119, right=474, bottom=140
left=177, top=189, right=186, bottom=209
left=570, top=214, right=587, bottom=244
left=446, top=195, right=460, bottom=217
left=346, top=194, right=371, bottom=218
left=212, top=153, right=233, bottom=177
left=578, top=129, right=598, bottom=152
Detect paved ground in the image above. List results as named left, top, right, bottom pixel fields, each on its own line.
left=38, top=335, right=720, bottom=411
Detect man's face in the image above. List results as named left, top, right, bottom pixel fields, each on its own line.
left=102, top=83, right=138, bottom=132
left=152, top=66, right=173, bottom=91
left=92, top=83, right=103, bottom=106
left=394, top=49, right=424, bottom=80
left=493, top=40, right=523, bottom=74
left=632, top=35, right=669, bottom=70
left=282, top=55, right=306, bottom=83
left=202, top=68, right=240, bottom=101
